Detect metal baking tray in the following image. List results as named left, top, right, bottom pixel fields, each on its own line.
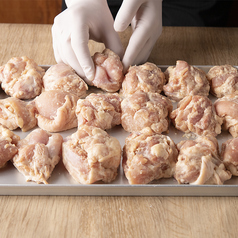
left=0, top=65, right=238, bottom=196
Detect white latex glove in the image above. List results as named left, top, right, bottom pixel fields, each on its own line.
left=114, top=0, right=163, bottom=71
left=52, top=0, right=124, bottom=84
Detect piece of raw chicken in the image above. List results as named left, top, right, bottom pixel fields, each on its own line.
left=170, top=95, right=222, bottom=137
left=0, top=56, right=45, bottom=99
left=0, top=97, right=37, bottom=132
left=121, top=91, right=173, bottom=133
left=120, top=62, right=166, bottom=97
left=0, top=125, right=20, bottom=168
left=34, top=90, right=78, bottom=132
left=221, top=137, right=238, bottom=176
left=207, top=65, right=238, bottom=98
left=174, top=136, right=231, bottom=185
left=76, top=93, right=122, bottom=130
left=91, top=49, right=124, bottom=92
left=123, top=127, right=178, bottom=184
left=163, top=60, right=210, bottom=101
left=62, top=125, right=121, bottom=184
left=43, top=62, right=88, bottom=98
left=214, top=94, right=238, bottom=137
left=12, top=128, right=63, bottom=184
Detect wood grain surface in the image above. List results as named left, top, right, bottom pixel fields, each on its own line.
left=0, top=24, right=238, bottom=238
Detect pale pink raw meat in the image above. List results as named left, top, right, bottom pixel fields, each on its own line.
left=0, top=56, right=45, bottom=99
left=62, top=125, right=121, bottom=184
left=120, top=62, right=165, bottom=96
left=221, top=137, right=238, bottom=176
left=121, top=91, right=173, bottom=133
left=163, top=60, right=210, bottom=101
left=0, top=125, right=20, bottom=168
left=214, top=94, right=238, bottom=137
left=170, top=95, right=222, bottom=137
left=91, top=49, right=124, bottom=92
left=43, top=62, right=88, bottom=98
left=207, top=65, right=238, bottom=98
left=175, top=136, right=231, bottom=185
left=0, top=97, right=37, bottom=132
left=34, top=90, right=78, bottom=132
left=76, top=93, right=121, bottom=130
left=123, top=127, right=178, bottom=184
left=12, top=128, right=63, bottom=184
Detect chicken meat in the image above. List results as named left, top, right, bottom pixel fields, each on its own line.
left=121, top=91, right=173, bottom=133
left=207, top=65, right=238, bottom=98
left=170, top=95, right=222, bottom=137
left=43, top=62, right=88, bottom=98
left=0, top=125, right=20, bottom=168
left=163, top=60, right=210, bottom=101
left=91, top=49, right=124, bottom=92
left=12, top=128, right=63, bottom=184
left=34, top=90, right=78, bottom=132
left=214, top=93, right=238, bottom=137
left=0, top=97, right=37, bottom=132
left=62, top=125, right=121, bottom=184
left=174, top=136, right=231, bottom=185
left=123, top=127, right=178, bottom=184
left=0, top=56, right=45, bottom=99
left=120, top=62, right=165, bottom=97
left=76, top=93, right=122, bottom=130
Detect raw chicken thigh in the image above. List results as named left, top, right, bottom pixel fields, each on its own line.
left=76, top=93, right=122, bottom=130
left=214, top=94, right=238, bottom=137
left=174, top=136, right=231, bottom=185
left=43, top=63, right=88, bottom=98
left=170, top=95, right=222, bottom=137
left=0, top=97, right=37, bottom=132
left=62, top=125, right=121, bottom=184
left=207, top=65, right=238, bottom=98
left=0, top=56, right=45, bottom=99
left=34, top=90, right=78, bottom=132
left=221, top=137, right=238, bottom=176
left=123, top=127, right=178, bottom=184
left=121, top=91, right=173, bottom=133
left=12, top=128, right=63, bottom=184
left=91, top=49, right=124, bottom=92
left=163, top=60, right=210, bottom=101
left=0, top=125, right=20, bottom=168
left=120, top=62, right=165, bottom=96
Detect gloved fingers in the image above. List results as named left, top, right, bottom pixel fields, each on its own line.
left=70, top=26, right=95, bottom=82
left=102, top=30, right=124, bottom=60
left=114, top=0, right=144, bottom=32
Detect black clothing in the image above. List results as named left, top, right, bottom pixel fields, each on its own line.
left=61, top=0, right=235, bottom=27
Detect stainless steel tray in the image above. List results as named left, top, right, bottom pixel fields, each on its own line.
left=0, top=65, right=238, bottom=196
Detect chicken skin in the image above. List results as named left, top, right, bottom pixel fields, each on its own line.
left=214, top=94, right=238, bottom=137
left=0, top=97, right=37, bottom=132
left=62, top=125, right=121, bottom=184
left=0, top=125, right=20, bottom=168
left=91, top=49, right=124, bottom=92
left=175, top=136, right=231, bottom=185
left=76, top=93, right=122, bottom=130
left=121, top=91, right=173, bottom=133
left=34, top=90, right=78, bottom=132
left=43, top=62, right=88, bottom=98
left=207, top=65, right=238, bottom=98
left=163, top=60, right=210, bottom=101
left=170, top=95, right=222, bottom=137
left=123, top=127, right=178, bottom=184
left=120, top=62, right=165, bottom=97
left=12, top=129, right=63, bottom=184
left=0, top=56, right=45, bottom=99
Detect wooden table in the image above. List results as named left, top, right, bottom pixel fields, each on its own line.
left=0, top=24, right=238, bottom=238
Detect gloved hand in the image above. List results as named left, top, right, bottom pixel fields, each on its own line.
left=52, top=0, right=124, bottom=84
left=114, top=0, right=163, bottom=71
